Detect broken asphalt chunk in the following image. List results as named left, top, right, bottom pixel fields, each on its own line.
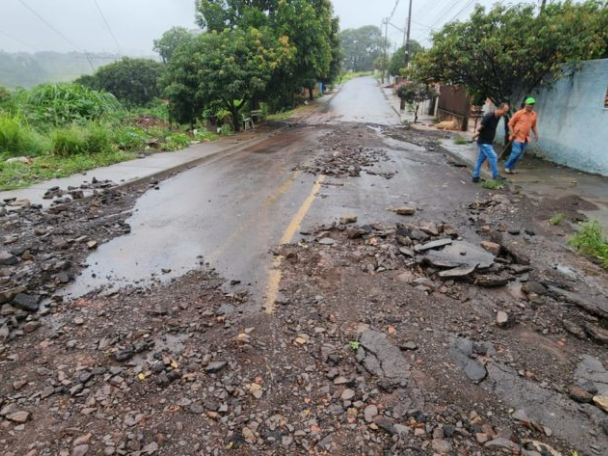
left=391, top=206, right=416, bottom=216
left=205, top=361, right=228, bottom=374
left=414, top=238, right=452, bottom=253
left=11, top=293, right=39, bottom=312
left=425, top=241, right=494, bottom=269
left=357, top=330, right=410, bottom=388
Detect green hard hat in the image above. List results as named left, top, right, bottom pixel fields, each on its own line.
left=525, top=97, right=536, bottom=104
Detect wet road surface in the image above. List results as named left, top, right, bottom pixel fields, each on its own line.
left=65, top=77, right=477, bottom=304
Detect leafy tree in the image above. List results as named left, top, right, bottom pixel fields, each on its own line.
left=195, top=0, right=275, bottom=30
left=76, top=58, right=164, bottom=107
left=195, top=0, right=341, bottom=107
left=388, top=41, right=422, bottom=76
left=153, top=27, right=196, bottom=64
left=411, top=1, right=608, bottom=109
left=324, top=17, right=343, bottom=87
left=340, top=26, right=384, bottom=72
left=273, top=0, right=334, bottom=101
left=161, top=28, right=293, bottom=130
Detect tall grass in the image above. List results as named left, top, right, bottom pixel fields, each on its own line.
left=0, top=113, right=49, bottom=157
left=14, top=83, right=121, bottom=126
left=51, top=123, right=113, bottom=156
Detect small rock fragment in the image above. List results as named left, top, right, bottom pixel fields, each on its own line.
left=392, top=206, right=416, bottom=216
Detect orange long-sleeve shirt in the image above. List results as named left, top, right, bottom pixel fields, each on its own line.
left=508, top=109, right=538, bottom=143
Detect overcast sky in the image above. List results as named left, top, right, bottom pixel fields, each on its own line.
left=0, top=0, right=522, bottom=55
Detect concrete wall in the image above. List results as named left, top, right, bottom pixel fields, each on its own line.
left=525, top=59, right=608, bottom=176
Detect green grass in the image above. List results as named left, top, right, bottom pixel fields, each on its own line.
left=550, top=213, right=565, bottom=226
left=339, top=71, right=373, bottom=84
left=267, top=106, right=306, bottom=122
left=481, top=179, right=504, bottom=190
left=267, top=110, right=295, bottom=122
left=454, top=137, right=470, bottom=145
left=568, top=221, right=608, bottom=269
left=194, top=129, right=219, bottom=142
left=0, top=149, right=136, bottom=191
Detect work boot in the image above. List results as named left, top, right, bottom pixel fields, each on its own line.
left=472, top=177, right=480, bottom=183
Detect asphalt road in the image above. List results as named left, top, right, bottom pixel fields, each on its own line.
left=65, top=77, right=479, bottom=305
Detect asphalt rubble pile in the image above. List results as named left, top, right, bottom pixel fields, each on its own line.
left=381, top=124, right=449, bottom=153
left=269, top=192, right=608, bottom=455
left=42, top=177, right=117, bottom=206
left=0, top=180, right=134, bottom=344
left=296, top=127, right=392, bottom=178
left=306, top=205, right=532, bottom=293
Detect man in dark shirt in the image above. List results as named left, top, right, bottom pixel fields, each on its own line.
left=472, top=102, right=510, bottom=183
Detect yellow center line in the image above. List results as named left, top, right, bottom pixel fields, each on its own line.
left=206, top=170, right=302, bottom=263
left=265, top=174, right=325, bottom=314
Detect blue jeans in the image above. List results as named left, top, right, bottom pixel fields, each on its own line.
left=505, top=141, right=527, bottom=171
left=473, top=143, right=499, bottom=179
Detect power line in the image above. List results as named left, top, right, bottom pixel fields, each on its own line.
left=0, top=29, right=37, bottom=50
left=90, top=0, right=122, bottom=53
left=444, top=0, right=477, bottom=24
left=426, top=0, right=463, bottom=30
left=15, top=0, right=96, bottom=70
left=412, top=0, right=470, bottom=42
left=388, top=0, right=402, bottom=22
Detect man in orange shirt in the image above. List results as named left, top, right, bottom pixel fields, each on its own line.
left=504, top=97, right=539, bottom=174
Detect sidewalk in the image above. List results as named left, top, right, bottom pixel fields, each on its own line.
left=382, top=87, right=608, bottom=230
left=0, top=131, right=268, bottom=207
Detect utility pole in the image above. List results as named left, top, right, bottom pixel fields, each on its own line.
left=405, top=0, right=413, bottom=67
left=381, top=18, right=388, bottom=84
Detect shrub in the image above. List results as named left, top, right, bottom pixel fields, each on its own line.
left=112, top=126, right=148, bottom=151
left=162, top=133, right=190, bottom=151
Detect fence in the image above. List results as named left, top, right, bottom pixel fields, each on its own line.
left=437, top=85, right=470, bottom=131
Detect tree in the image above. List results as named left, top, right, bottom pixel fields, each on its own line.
left=396, top=82, right=435, bottom=123
left=273, top=0, right=334, bottom=101
left=324, top=17, right=343, bottom=87
left=195, top=0, right=341, bottom=107
left=388, top=41, right=422, bottom=76
left=412, top=1, right=608, bottom=108
left=161, top=28, right=293, bottom=130
left=339, top=26, right=384, bottom=72
left=76, top=58, right=164, bottom=107
left=153, top=27, right=196, bottom=64
left=195, top=0, right=275, bottom=31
